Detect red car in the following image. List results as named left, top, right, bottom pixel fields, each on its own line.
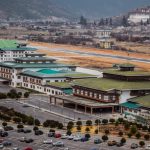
left=24, top=147, right=33, bottom=150
left=55, top=133, right=61, bottom=138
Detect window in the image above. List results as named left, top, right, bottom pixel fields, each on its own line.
left=77, top=89, right=80, bottom=94
left=17, top=76, right=21, bottom=79
left=90, top=92, right=93, bottom=97
left=85, top=91, right=88, bottom=96
left=104, top=95, right=109, bottom=101
left=94, top=93, right=97, bottom=98
left=81, top=90, right=83, bottom=95
left=99, top=94, right=102, bottom=99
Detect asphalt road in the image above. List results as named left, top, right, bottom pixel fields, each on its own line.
left=30, top=45, right=150, bottom=64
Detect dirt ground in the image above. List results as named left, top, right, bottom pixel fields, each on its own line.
left=30, top=42, right=150, bottom=71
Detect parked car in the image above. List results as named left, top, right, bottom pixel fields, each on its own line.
left=2, top=141, right=12, bottom=146
left=94, top=138, right=102, bottom=144
left=61, top=134, right=69, bottom=139
left=43, top=139, right=52, bottom=144
left=0, top=143, right=4, bottom=149
left=55, top=133, right=61, bottom=138
left=52, top=141, right=64, bottom=147
left=4, top=126, right=14, bottom=131
left=68, top=135, right=74, bottom=140
left=24, top=147, right=33, bottom=150
left=25, top=139, right=34, bottom=143
left=81, top=137, right=89, bottom=142
left=23, top=129, right=32, bottom=133
left=19, top=137, right=26, bottom=142
left=107, top=140, right=117, bottom=146
left=48, top=132, right=55, bottom=137
left=35, top=130, right=43, bottom=135
left=0, top=131, right=8, bottom=137
left=145, top=145, right=150, bottom=150
left=13, top=147, right=20, bottom=150
left=116, top=142, right=124, bottom=147
left=73, top=136, right=82, bottom=141
left=131, top=143, right=138, bottom=149
left=17, top=129, right=24, bottom=133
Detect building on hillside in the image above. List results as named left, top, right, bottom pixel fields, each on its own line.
left=99, top=39, right=114, bottom=49
left=95, top=29, right=112, bottom=39
left=50, top=64, right=150, bottom=114
left=0, top=40, right=36, bottom=62
left=120, top=94, right=150, bottom=125
left=128, top=6, right=150, bottom=23
left=0, top=53, right=96, bottom=95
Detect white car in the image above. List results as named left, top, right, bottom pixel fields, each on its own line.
left=52, top=141, right=64, bottom=147
left=61, top=134, right=69, bottom=139
left=145, top=145, right=150, bottom=150
left=68, top=135, right=74, bottom=140
left=43, top=139, right=52, bottom=144
left=73, top=136, right=82, bottom=141
left=0, top=144, right=4, bottom=149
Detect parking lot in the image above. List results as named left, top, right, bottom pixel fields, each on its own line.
left=0, top=122, right=148, bottom=150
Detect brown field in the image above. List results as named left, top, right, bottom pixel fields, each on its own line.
left=30, top=42, right=150, bottom=71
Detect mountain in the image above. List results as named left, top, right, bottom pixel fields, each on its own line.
left=0, top=0, right=150, bottom=20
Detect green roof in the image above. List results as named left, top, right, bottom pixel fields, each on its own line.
left=73, top=78, right=150, bottom=91
left=120, top=102, right=140, bottom=109
left=0, top=39, right=36, bottom=51
left=0, top=39, right=18, bottom=48
left=128, top=95, right=150, bottom=108
left=119, top=63, right=135, bottom=68
left=21, top=70, right=95, bottom=79
left=0, top=62, right=75, bottom=69
left=48, top=82, right=72, bottom=88
left=37, top=69, right=60, bottom=74
left=103, top=69, right=150, bottom=76
left=63, top=89, right=73, bottom=95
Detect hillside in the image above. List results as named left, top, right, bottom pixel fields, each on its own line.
left=0, top=0, right=149, bottom=20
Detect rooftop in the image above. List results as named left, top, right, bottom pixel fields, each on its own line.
left=73, top=78, right=150, bottom=91
left=103, top=69, right=150, bottom=76
left=21, top=70, right=95, bottom=79
left=128, top=95, right=150, bottom=108
left=120, top=102, right=140, bottom=109
left=51, top=95, right=118, bottom=107
left=15, top=57, right=56, bottom=62
left=0, top=39, right=36, bottom=51
left=0, top=62, right=75, bottom=69
left=48, top=82, right=72, bottom=89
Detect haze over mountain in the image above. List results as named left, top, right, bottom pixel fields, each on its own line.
left=0, top=0, right=149, bottom=20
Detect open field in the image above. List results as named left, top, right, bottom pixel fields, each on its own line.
left=30, top=42, right=150, bottom=70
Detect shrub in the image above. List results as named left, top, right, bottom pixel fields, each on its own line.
left=127, top=133, right=132, bottom=138
left=120, top=138, right=126, bottom=144
left=66, top=130, right=72, bottom=136
left=139, top=141, right=145, bottom=147
left=102, top=119, right=108, bottom=125
left=124, top=122, right=130, bottom=130
left=58, top=123, right=63, bottom=129
left=109, top=118, right=115, bottom=124
left=0, top=93, right=7, bottom=99
left=115, top=121, right=119, bottom=126
left=135, top=132, right=141, bottom=139
left=77, top=126, right=81, bottom=132
left=118, top=131, right=123, bottom=137
left=24, top=92, right=30, bottom=98
left=68, top=121, right=74, bottom=127
left=13, top=117, right=21, bottom=123
left=67, top=125, right=73, bottom=130
left=33, top=126, right=39, bottom=131
left=49, top=129, right=55, bottom=133
left=144, top=134, right=150, bottom=140
left=95, top=129, right=98, bottom=134
left=142, top=126, right=148, bottom=131
left=2, top=122, right=7, bottom=127
left=85, top=127, right=90, bottom=132
left=130, top=125, right=137, bottom=135
left=85, top=133, right=91, bottom=139
left=102, top=135, right=108, bottom=142
left=118, top=118, right=124, bottom=123
left=95, top=119, right=101, bottom=125
left=17, top=124, right=24, bottom=129
left=34, top=119, right=40, bottom=126
left=86, top=120, right=92, bottom=126
left=105, top=129, right=110, bottom=135
left=76, top=121, right=82, bottom=126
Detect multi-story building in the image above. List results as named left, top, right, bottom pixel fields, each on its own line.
left=0, top=53, right=96, bottom=95
left=50, top=64, right=150, bottom=114
left=128, top=6, right=150, bottom=23
left=0, top=40, right=36, bottom=62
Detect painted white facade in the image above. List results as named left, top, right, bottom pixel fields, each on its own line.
left=0, top=50, right=34, bottom=62
left=128, top=13, right=150, bottom=23
left=119, top=90, right=135, bottom=104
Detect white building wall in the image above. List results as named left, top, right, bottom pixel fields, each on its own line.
left=128, top=14, right=150, bottom=23
left=119, top=90, right=135, bottom=104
